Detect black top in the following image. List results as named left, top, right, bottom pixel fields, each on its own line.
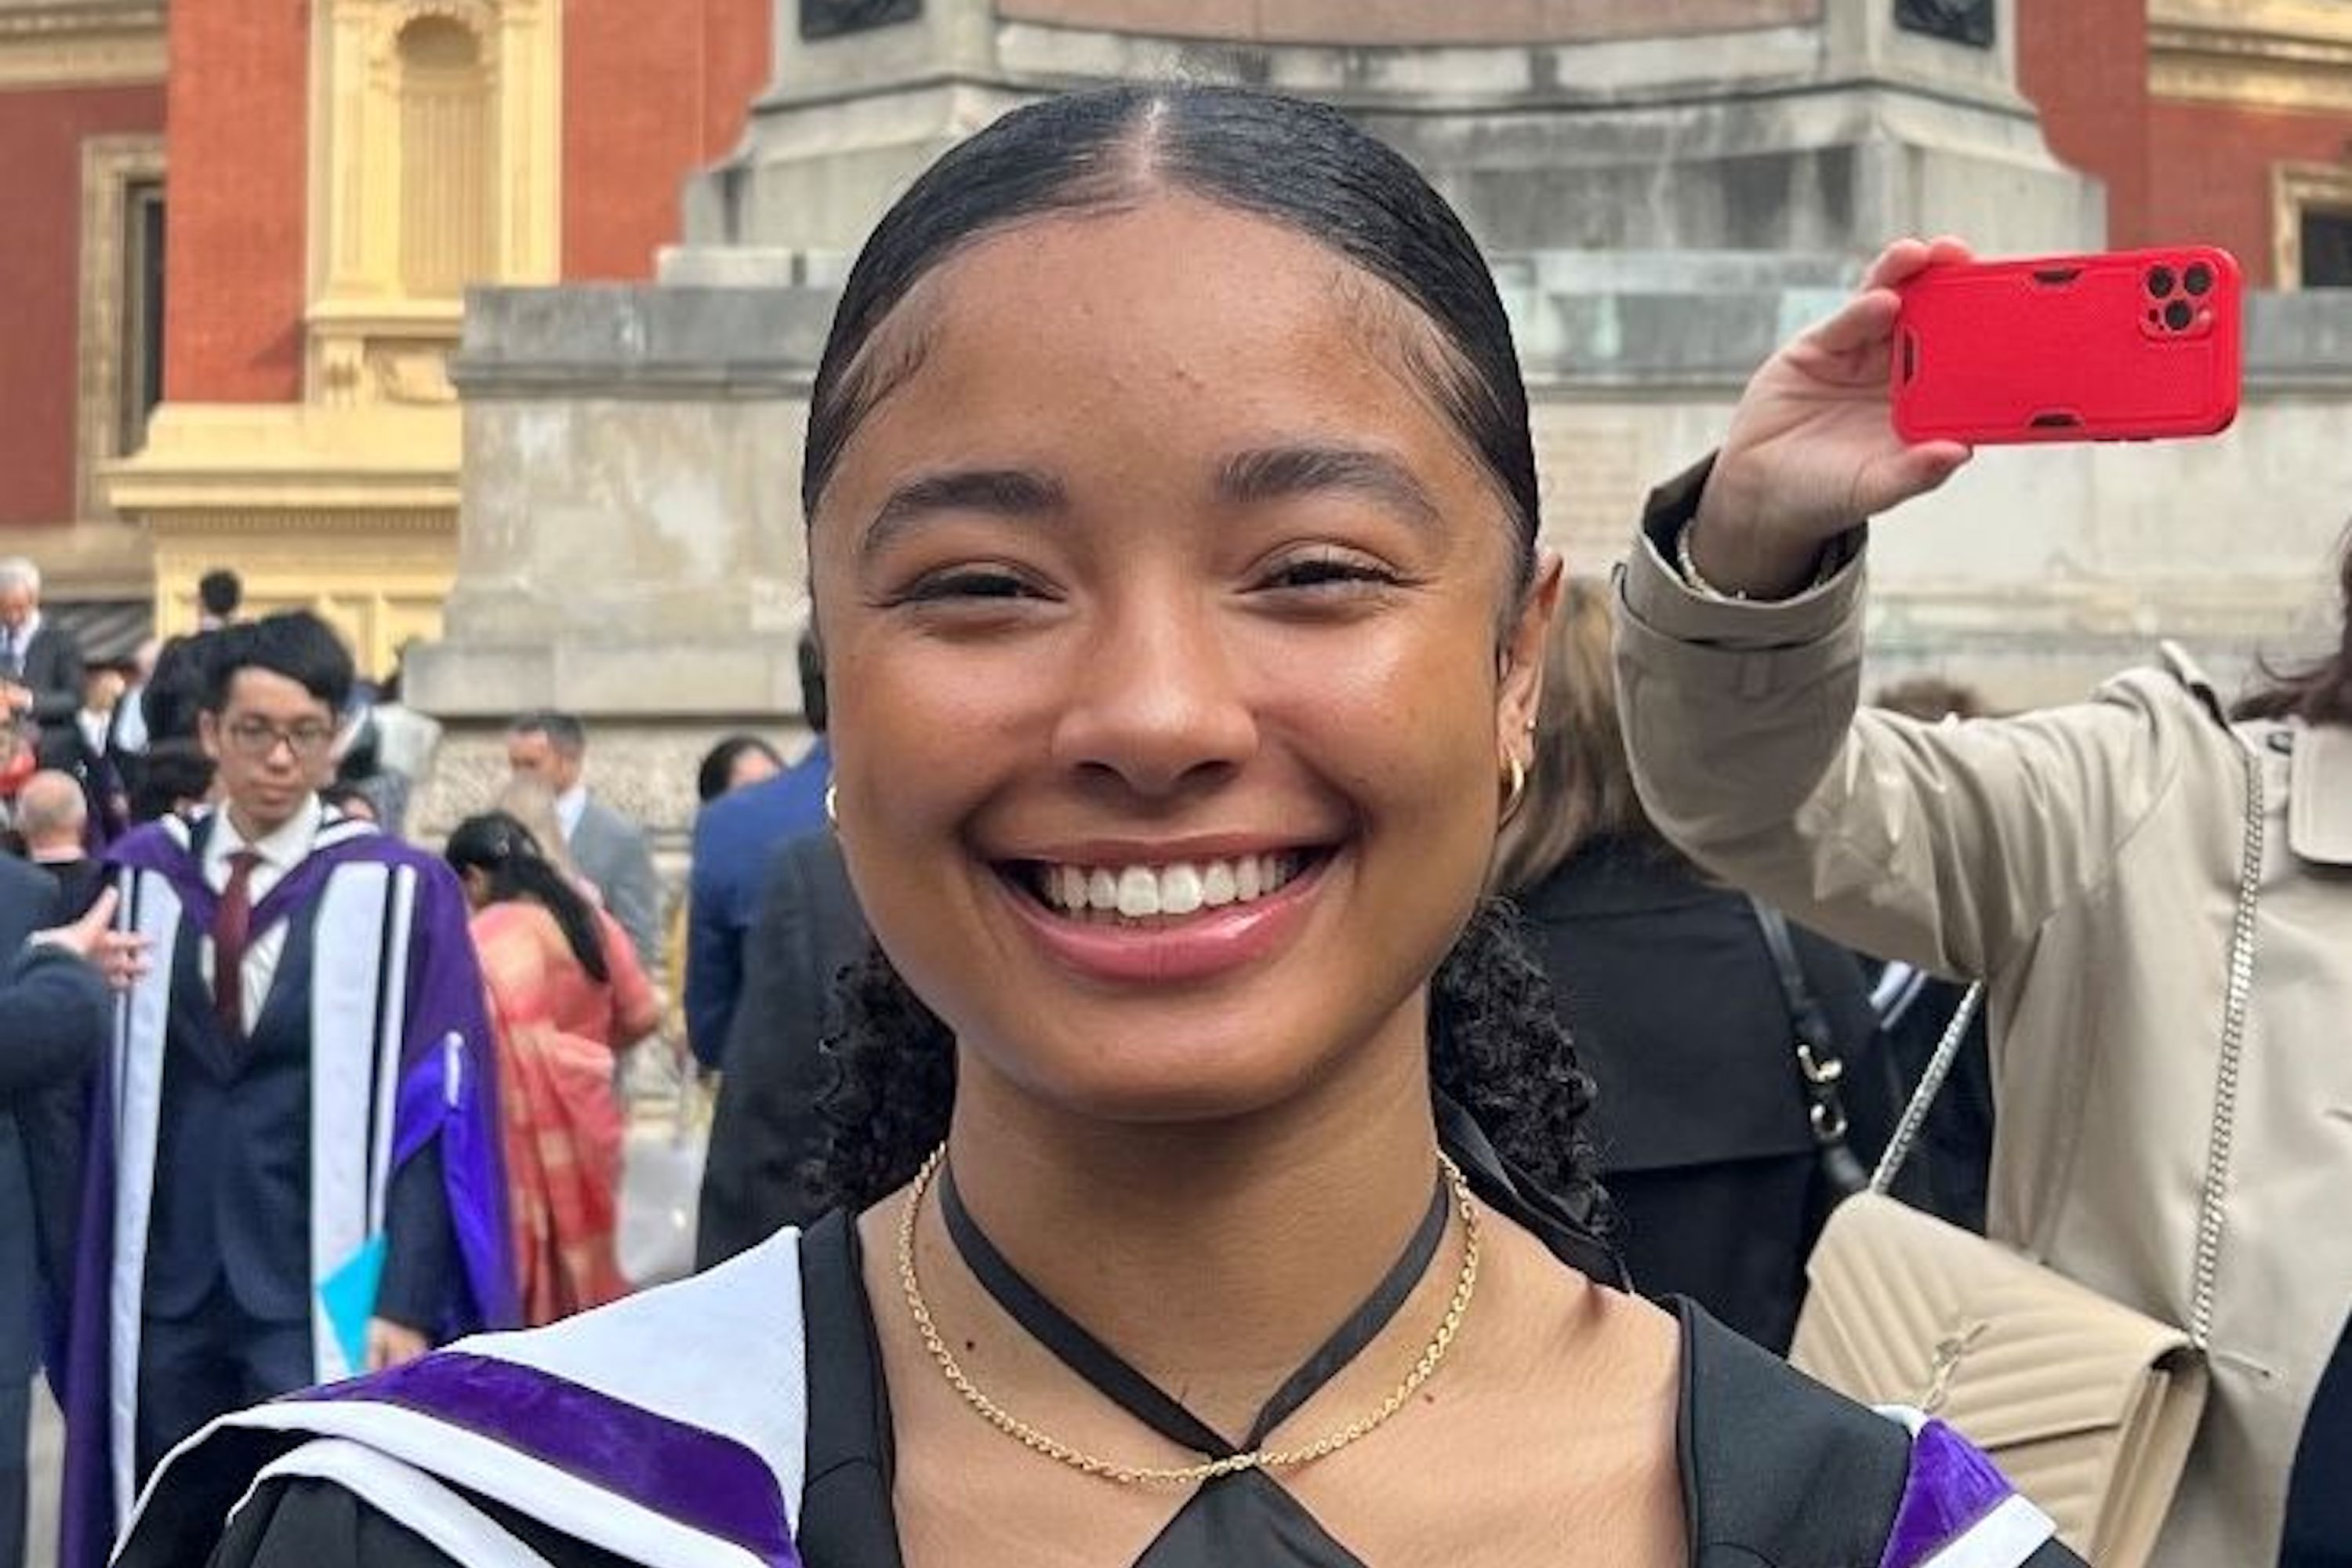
left=1512, top=837, right=1897, bottom=1349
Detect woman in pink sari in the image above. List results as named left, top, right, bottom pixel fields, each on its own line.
left=445, top=811, right=659, bottom=1324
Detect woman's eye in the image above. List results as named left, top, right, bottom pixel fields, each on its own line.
left=899, top=569, right=1040, bottom=603
left=1260, top=553, right=1405, bottom=593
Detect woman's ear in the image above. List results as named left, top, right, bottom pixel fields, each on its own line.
left=1498, top=551, right=1564, bottom=757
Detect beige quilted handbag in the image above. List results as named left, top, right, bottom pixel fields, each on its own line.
left=1791, top=742, right=2264, bottom=1568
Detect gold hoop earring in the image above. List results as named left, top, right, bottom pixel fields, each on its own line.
left=1498, top=753, right=1529, bottom=826
left=824, top=784, right=838, bottom=830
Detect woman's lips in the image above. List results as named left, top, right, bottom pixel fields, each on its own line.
left=996, top=848, right=1332, bottom=985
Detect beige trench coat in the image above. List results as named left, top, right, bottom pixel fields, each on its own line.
left=1611, top=474, right=2352, bottom=1568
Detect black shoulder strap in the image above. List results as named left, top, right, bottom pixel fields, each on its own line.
left=1746, top=898, right=1837, bottom=1057
left=1676, top=1301, right=1910, bottom=1564
left=1745, top=899, right=1868, bottom=1196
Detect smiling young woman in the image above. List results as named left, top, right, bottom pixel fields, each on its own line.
left=116, top=86, right=2080, bottom=1568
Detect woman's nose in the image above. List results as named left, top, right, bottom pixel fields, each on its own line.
left=1047, top=596, right=1258, bottom=800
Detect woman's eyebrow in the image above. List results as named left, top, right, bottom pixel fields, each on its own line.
left=862, top=467, right=1069, bottom=557
left=1215, top=444, right=1443, bottom=531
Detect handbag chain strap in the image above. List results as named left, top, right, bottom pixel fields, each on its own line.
left=1868, top=741, right=2267, bottom=1353
left=2188, top=741, right=2265, bottom=1348
left=1867, top=979, right=1984, bottom=1196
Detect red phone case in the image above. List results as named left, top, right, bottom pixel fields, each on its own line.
left=1891, top=246, right=2242, bottom=445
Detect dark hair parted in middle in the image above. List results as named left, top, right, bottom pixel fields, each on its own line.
left=793, top=84, right=1607, bottom=1230
left=445, top=811, right=612, bottom=985
left=800, top=84, right=1541, bottom=599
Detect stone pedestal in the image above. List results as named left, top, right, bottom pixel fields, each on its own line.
left=402, top=285, right=835, bottom=840
left=677, top=0, right=2101, bottom=266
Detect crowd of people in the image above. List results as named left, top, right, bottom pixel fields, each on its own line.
left=1, top=80, right=2346, bottom=1568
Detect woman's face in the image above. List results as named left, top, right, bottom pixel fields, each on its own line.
left=811, top=194, right=1553, bottom=1125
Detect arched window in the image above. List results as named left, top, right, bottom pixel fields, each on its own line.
left=397, top=16, right=495, bottom=297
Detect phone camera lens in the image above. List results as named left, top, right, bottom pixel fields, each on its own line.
left=2184, top=262, right=2215, bottom=297
left=2147, top=265, right=2177, bottom=296
left=2164, top=299, right=2195, bottom=331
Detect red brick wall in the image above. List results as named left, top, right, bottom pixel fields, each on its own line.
left=2017, top=0, right=2147, bottom=248
left=563, top=0, right=772, bottom=281
left=2145, top=100, right=2352, bottom=288
left=0, top=82, right=165, bottom=527
left=164, top=0, right=308, bottom=402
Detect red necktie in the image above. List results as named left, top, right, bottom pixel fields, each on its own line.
left=212, top=849, right=262, bottom=1034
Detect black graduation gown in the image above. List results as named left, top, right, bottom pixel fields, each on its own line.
left=183, top=1199, right=2084, bottom=1568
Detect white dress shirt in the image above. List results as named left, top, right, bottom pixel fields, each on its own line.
left=554, top=782, right=588, bottom=842
left=200, top=798, right=325, bottom=1033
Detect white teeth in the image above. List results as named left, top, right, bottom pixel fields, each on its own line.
left=1034, top=853, right=1304, bottom=919
left=1160, top=863, right=1204, bottom=916
left=1116, top=866, right=1160, bottom=918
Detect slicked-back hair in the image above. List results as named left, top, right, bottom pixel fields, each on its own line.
left=200, top=610, right=354, bottom=715
left=800, top=84, right=1541, bottom=600
left=507, top=709, right=587, bottom=757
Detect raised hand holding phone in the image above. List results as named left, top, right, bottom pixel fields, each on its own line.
left=1688, top=237, right=1976, bottom=600
left=1891, top=245, right=2242, bottom=445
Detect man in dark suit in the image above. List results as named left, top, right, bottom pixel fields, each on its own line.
left=694, top=829, right=869, bottom=1267
left=0, top=860, right=129, bottom=1568
left=0, top=559, right=85, bottom=772
left=685, top=631, right=833, bottom=1067
left=505, top=710, right=660, bottom=984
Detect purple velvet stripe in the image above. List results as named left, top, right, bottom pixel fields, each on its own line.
left=306, top=1352, right=799, bottom=1567
left=392, top=1041, right=517, bottom=1334
left=1878, top=1419, right=2022, bottom=1568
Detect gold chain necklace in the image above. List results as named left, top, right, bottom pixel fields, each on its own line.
left=895, top=1144, right=1481, bottom=1487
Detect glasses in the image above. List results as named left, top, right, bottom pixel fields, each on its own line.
left=223, top=717, right=337, bottom=760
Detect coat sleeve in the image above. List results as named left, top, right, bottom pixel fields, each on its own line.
left=0, top=944, right=107, bottom=1102
left=1611, top=463, right=2188, bottom=980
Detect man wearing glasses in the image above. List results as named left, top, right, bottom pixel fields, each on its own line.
left=54, top=612, right=516, bottom=1568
